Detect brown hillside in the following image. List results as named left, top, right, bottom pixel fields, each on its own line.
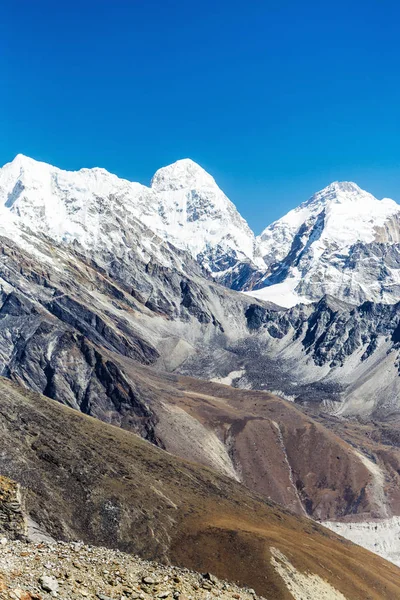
left=0, top=377, right=400, bottom=599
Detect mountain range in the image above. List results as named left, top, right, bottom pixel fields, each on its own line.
left=2, top=153, right=400, bottom=597
left=3, top=154, right=400, bottom=419
left=4, top=154, right=400, bottom=306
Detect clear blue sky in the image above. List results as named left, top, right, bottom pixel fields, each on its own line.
left=3, top=0, right=400, bottom=232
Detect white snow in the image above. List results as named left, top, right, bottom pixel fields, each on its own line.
left=148, top=159, right=266, bottom=272
left=244, top=268, right=312, bottom=308
left=0, top=155, right=263, bottom=280
left=210, top=369, right=245, bottom=385
left=258, top=182, right=399, bottom=259
left=3, top=155, right=400, bottom=309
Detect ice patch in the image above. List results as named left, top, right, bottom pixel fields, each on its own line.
left=245, top=269, right=311, bottom=308
left=211, top=369, right=245, bottom=385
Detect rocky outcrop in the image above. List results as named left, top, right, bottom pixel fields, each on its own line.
left=0, top=232, right=246, bottom=433
left=0, top=476, right=27, bottom=541
left=176, top=293, right=400, bottom=418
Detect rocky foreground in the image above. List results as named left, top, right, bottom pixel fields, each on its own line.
left=0, top=539, right=263, bottom=600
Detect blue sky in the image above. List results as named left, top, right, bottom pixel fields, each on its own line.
left=3, top=0, right=400, bottom=232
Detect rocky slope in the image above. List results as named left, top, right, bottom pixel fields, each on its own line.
left=1, top=191, right=400, bottom=523
left=0, top=223, right=263, bottom=428
left=3, top=354, right=400, bottom=543
left=1, top=379, right=400, bottom=600
left=151, top=373, right=399, bottom=521
left=180, top=294, right=400, bottom=420
left=0, top=539, right=264, bottom=600
left=1, top=224, right=399, bottom=523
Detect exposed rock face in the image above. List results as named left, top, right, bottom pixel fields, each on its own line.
left=174, top=292, right=400, bottom=420
left=0, top=216, right=270, bottom=436
left=240, top=296, right=400, bottom=418
left=244, top=295, right=400, bottom=369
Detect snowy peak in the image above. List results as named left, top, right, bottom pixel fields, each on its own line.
left=307, top=180, right=364, bottom=203
left=0, top=154, right=132, bottom=204
left=151, top=158, right=216, bottom=192
left=252, top=181, right=400, bottom=307
left=5, top=153, right=49, bottom=174
left=0, top=154, right=52, bottom=198
left=303, top=180, right=398, bottom=213
left=302, top=181, right=370, bottom=214
left=0, top=154, right=151, bottom=250
left=147, top=158, right=265, bottom=283
left=258, top=181, right=400, bottom=257
left=327, top=181, right=362, bottom=193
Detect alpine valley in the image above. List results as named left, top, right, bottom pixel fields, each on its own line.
left=2, top=154, right=400, bottom=599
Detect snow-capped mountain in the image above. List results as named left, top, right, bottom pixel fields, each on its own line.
left=251, top=181, right=400, bottom=307
left=149, top=160, right=265, bottom=288
left=0, top=154, right=264, bottom=288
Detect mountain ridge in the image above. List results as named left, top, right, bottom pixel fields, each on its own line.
left=4, top=153, right=400, bottom=424
left=0, top=154, right=264, bottom=290
left=3, top=154, right=400, bottom=308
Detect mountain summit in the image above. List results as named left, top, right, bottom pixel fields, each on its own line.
left=151, top=158, right=216, bottom=191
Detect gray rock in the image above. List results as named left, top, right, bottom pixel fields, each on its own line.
left=203, top=572, right=219, bottom=585
left=39, top=574, right=59, bottom=592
